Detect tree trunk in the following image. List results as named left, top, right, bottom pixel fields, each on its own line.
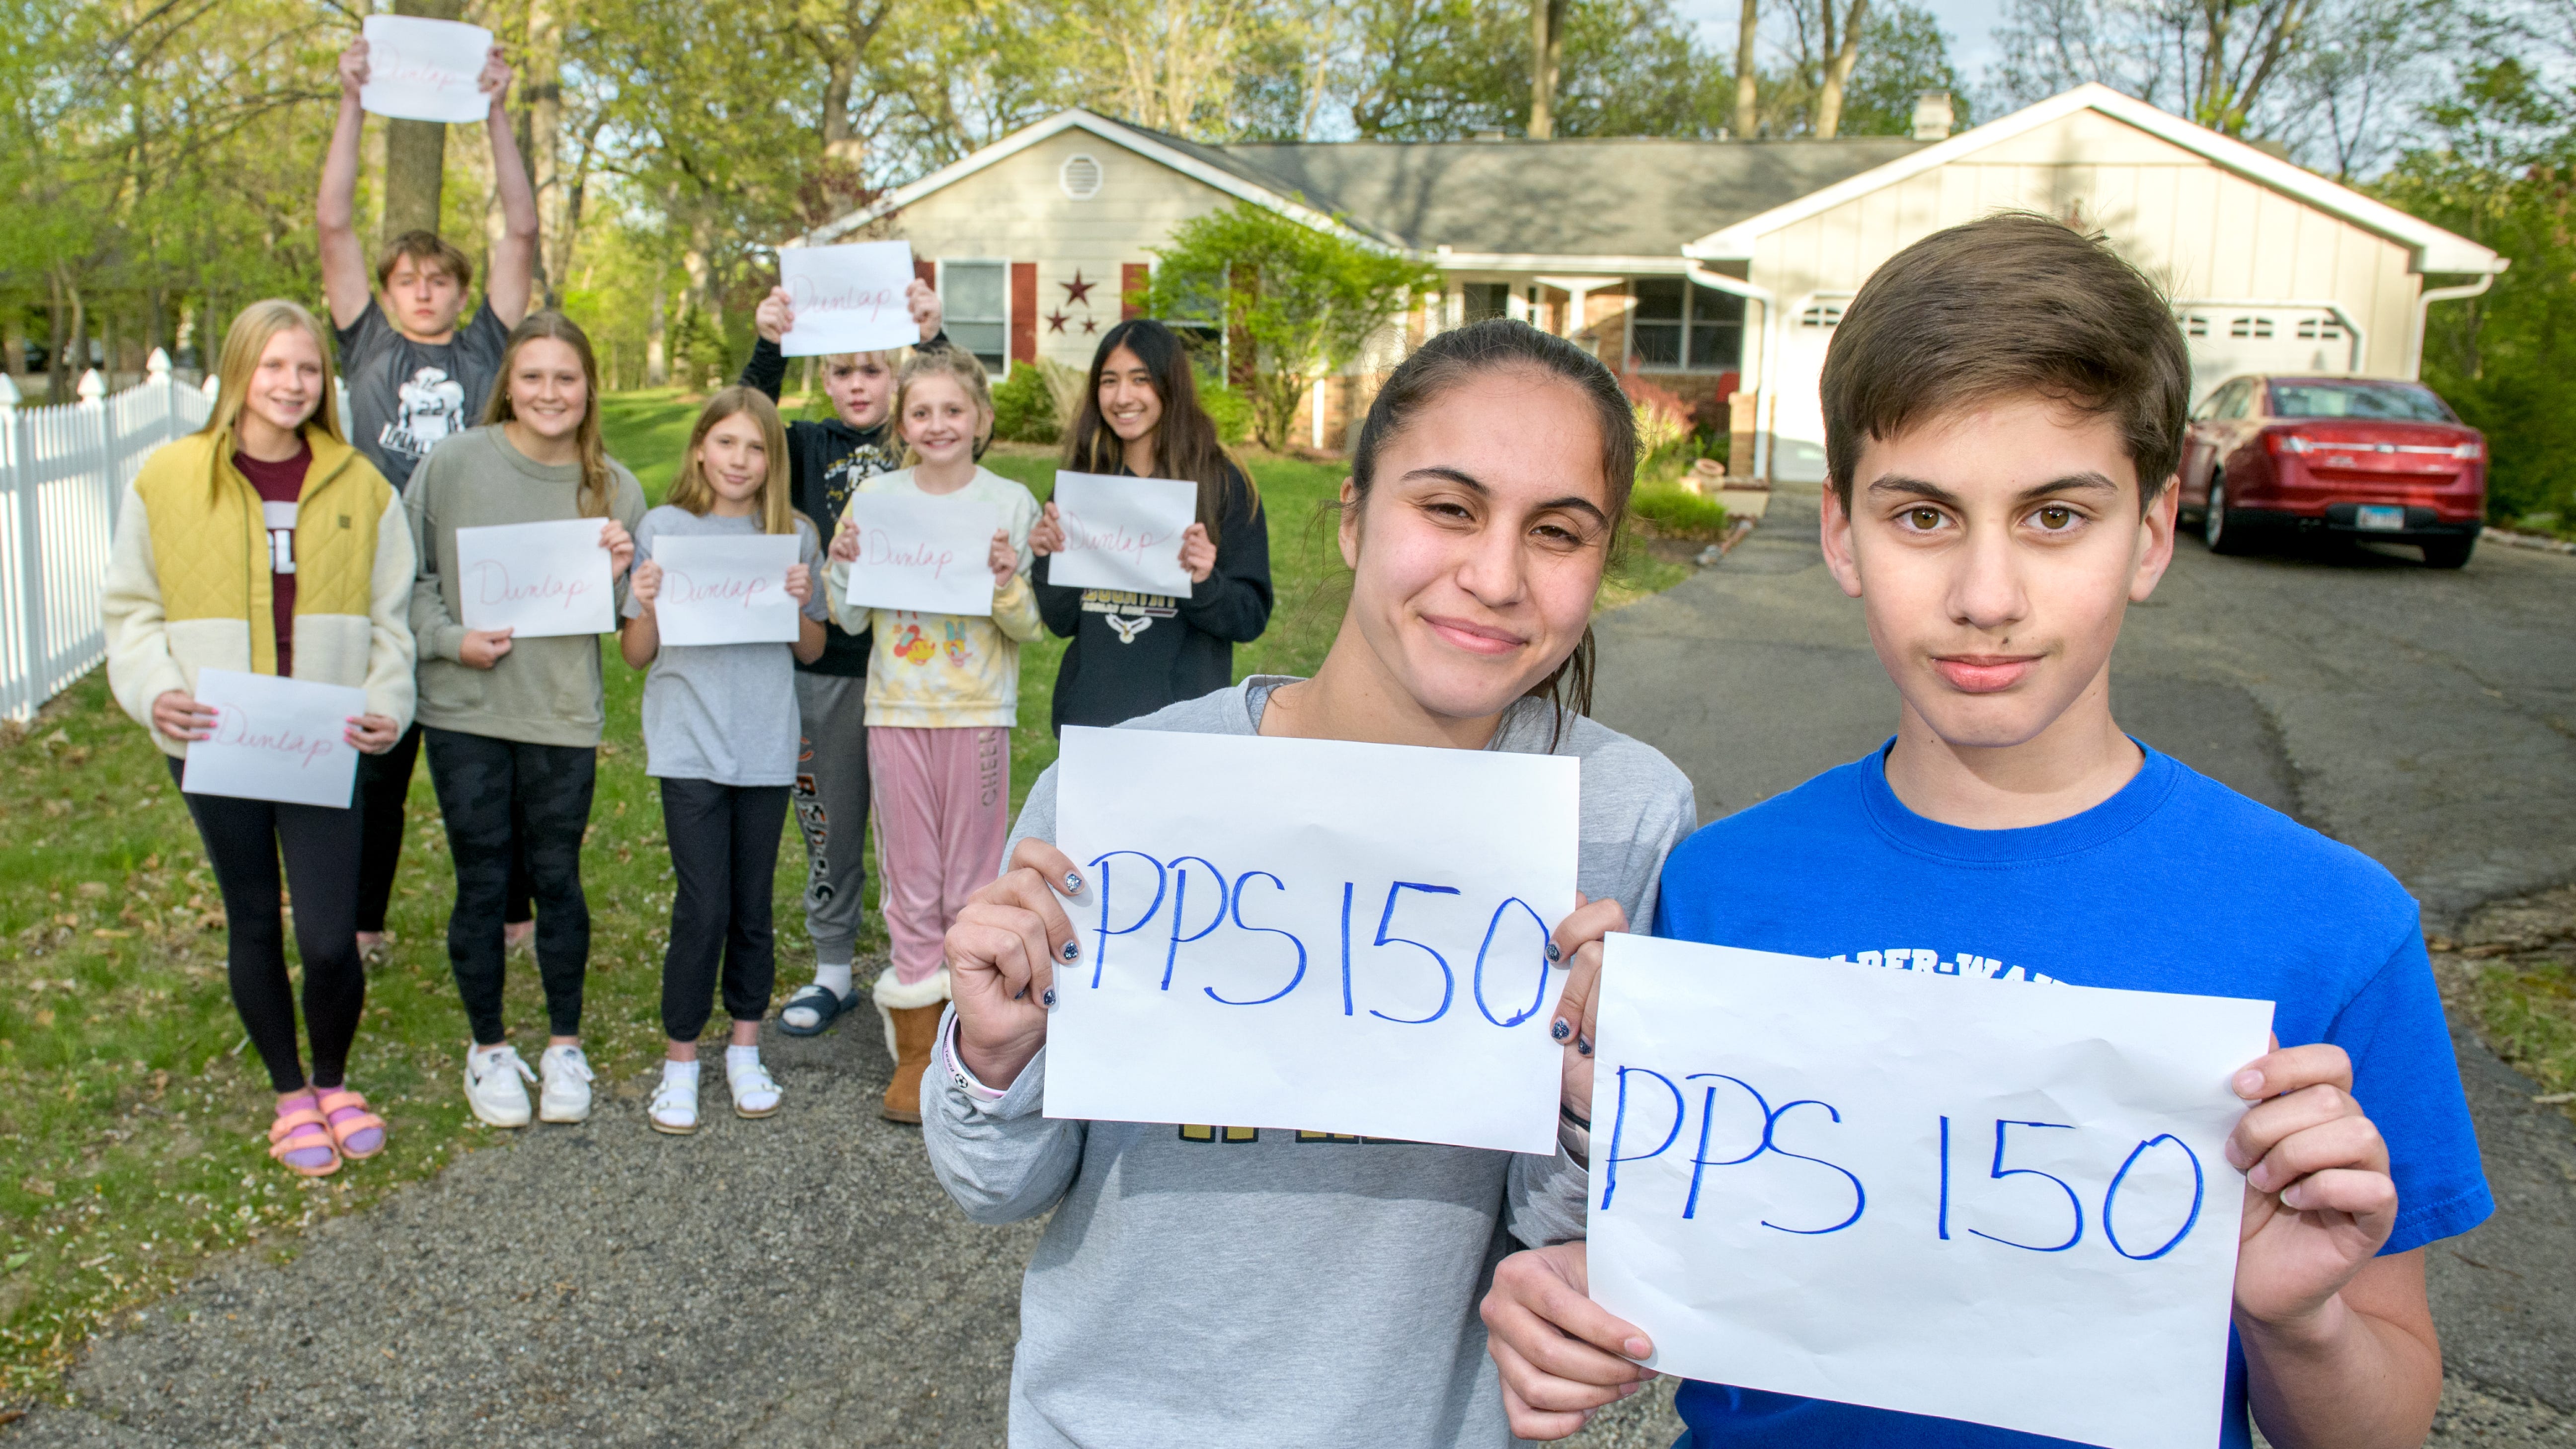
left=525, top=0, right=569, bottom=304
left=645, top=287, right=668, bottom=387
left=382, top=0, right=466, bottom=244
left=1528, top=0, right=1568, bottom=138
left=3, top=315, right=23, bottom=379
left=1814, top=0, right=1868, bottom=139
left=1733, top=0, right=1761, bottom=137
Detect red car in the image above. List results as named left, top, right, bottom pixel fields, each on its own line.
left=2178, top=376, right=2486, bottom=568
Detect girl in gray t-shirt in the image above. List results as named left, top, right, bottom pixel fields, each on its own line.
left=619, top=389, right=828, bottom=1135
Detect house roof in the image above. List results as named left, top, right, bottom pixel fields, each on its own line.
left=804, top=110, right=1387, bottom=251
left=809, top=107, right=1927, bottom=270
left=1683, top=82, right=2506, bottom=276
left=1162, top=127, right=1929, bottom=268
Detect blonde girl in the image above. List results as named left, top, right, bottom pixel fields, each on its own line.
left=620, top=388, right=827, bottom=1133
left=103, top=299, right=415, bottom=1178
left=825, top=348, right=1042, bottom=1123
left=406, top=311, right=646, bottom=1130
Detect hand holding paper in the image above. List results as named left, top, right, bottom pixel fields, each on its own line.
left=1582, top=935, right=2273, bottom=1449
left=648, top=534, right=803, bottom=646
left=455, top=519, right=618, bottom=638
left=778, top=242, right=919, bottom=357
left=1041, top=726, right=1580, bottom=1152
left=356, top=16, right=497, bottom=123
left=839, top=493, right=1001, bottom=616
left=179, top=670, right=368, bottom=808
left=1044, top=473, right=1198, bottom=597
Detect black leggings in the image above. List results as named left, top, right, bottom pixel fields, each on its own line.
left=422, top=728, right=596, bottom=1046
left=660, top=777, right=790, bottom=1042
left=170, top=758, right=366, bottom=1094
left=356, top=722, right=533, bottom=936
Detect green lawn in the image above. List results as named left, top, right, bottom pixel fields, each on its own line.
left=0, top=390, right=1683, bottom=1400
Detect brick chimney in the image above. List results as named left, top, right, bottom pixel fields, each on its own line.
left=1912, top=91, right=1954, bottom=141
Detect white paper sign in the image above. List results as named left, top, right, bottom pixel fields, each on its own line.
left=358, top=16, right=494, bottom=124
left=839, top=493, right=998, bottom=617
left=650, top=534, right=802, bottom=646
left=1046, top=472, right=1197, bottom=598
left=778, top=241, right=919, bottom=357
left=455, top=519, right=617, bottom=638
left=1587, top=934, right=2274, bottom=1449
left=1046, top=726, right=1580, bottom=1153
left=180, top=670, right=366, bottom=809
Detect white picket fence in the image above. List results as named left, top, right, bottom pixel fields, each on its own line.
left=0, top=351, right=216, bottom=722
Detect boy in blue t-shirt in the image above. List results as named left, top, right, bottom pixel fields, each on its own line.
left=1483, top=215, right=2492, bottom=1448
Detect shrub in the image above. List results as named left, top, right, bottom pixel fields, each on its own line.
left=1629, top=479, right=1729, bottom=541
left=991, top=363, right=1059, bottom=444
left=1198, top=373, right=1254, bottom=446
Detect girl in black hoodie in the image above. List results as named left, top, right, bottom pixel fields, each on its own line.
left=1029, top=319, right=1272, bottom=730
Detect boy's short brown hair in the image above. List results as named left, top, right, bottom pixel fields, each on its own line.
left=373, top=229, right=474, bottom=292
left=1821, top=212, right=2189, bottom=507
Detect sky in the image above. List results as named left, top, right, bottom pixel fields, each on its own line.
left=1675, top=0, right=2008, bottom=90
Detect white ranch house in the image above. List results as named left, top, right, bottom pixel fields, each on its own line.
left=809, top=82, right=2503, bottom=482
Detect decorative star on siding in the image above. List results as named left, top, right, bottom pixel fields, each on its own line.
left=1060, top=271, right=1097, bottom=306
left=1081, top=317, right=1099, bottom=334
left=1046, top=309, right=1070, bottom=333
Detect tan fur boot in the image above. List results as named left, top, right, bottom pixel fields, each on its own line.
left=873, top=966, right=951, bottom=1125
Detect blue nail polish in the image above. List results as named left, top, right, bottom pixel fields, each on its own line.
left=1546, top=941, right=1562, bottom=964
left=1065, top=871, right=1083, bottom=894
left=1576, top=1035, right=1593, bottom=1057
left=1061, top=939, right=1079, bottom=962
left=1041, top=988, right=1057, bottom=1008
left=1551, top=1019, right=1571, bottom=1042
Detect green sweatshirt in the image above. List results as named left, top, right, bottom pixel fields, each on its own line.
left=405, top=425, right=648, bottom=748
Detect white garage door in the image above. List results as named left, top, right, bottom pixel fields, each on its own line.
left=2175, top=305, right=2361, bottom=407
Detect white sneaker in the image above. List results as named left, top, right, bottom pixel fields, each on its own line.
left=648, top=1072, right=699, bottom=1135
left=464, top=1045, right=536, bottom=1128
left=729, top=1058, right=783, bottom=1119
left=538, top=1044, right=594, bottom=1124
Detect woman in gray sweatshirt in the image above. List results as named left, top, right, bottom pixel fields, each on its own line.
left=923, top=319, right=1698, bottom=1449
left=406, top=312, right=646, bottom=1133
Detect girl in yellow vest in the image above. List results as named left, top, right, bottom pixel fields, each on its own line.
left=103, top=300, right=416, bottom=1178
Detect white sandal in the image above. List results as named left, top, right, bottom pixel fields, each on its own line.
left=730, top=1059, right=783, bottom=1119
left=648, top=1075, right=699, bottom=1136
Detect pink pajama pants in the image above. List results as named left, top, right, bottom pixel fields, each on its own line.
left=868, top=725, right=1011, bottom=987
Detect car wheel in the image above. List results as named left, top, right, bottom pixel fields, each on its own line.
left=2203, top=476, right=2251, bottom=555
left=2421, top=536, right=2475, bottom=569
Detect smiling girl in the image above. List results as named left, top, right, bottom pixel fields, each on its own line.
left=105, top=300, right=414, bottom=1178
left=620, top=389, right=828, bottom=1133
left=921, top=319, right=1697, bottom=1448
left=825, top=348, right=1043, bottom=1123
left=406, top=311, right=646, bottom=1130
left=1027, top=319, right=1272, bottom=731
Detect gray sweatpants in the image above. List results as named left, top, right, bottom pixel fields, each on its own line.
left=791, top=672, right=872, bottom=966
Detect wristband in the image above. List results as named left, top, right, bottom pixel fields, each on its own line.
left=940, top=1014, right=1008, bottom=1103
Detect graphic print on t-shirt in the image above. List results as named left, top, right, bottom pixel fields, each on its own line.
left=1825, top=946, right=2059, bottom=984
left=381, top=366, right=470, bottom=462
left=1082, top=587, right=1176, bottom=644
left=821, top=441, right=903, bottom=524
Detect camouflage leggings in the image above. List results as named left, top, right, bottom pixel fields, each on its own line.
left=422, top=728, right=596, bottom=1045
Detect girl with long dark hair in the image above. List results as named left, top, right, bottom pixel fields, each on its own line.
left=1027, top=319, right=1273, bottom=730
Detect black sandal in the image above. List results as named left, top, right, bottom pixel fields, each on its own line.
left=780, top=983, right=856, bottom=1037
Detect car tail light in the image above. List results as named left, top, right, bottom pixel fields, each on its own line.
left=2452, top=441, right=2484, bottom=460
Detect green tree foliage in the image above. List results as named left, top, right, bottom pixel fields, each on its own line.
left=1139, top=204, right=1439, bottom=449
left=2375, top=58, right=2576, bottom=528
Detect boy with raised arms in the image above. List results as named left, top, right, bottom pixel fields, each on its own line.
left=1483, top=214, right=2491, bottom=1448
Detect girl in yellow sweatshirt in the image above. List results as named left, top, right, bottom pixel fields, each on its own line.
left=826, top=347, right=1040, bottom=1121
left=102, top=300, right=415, bottom=1178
